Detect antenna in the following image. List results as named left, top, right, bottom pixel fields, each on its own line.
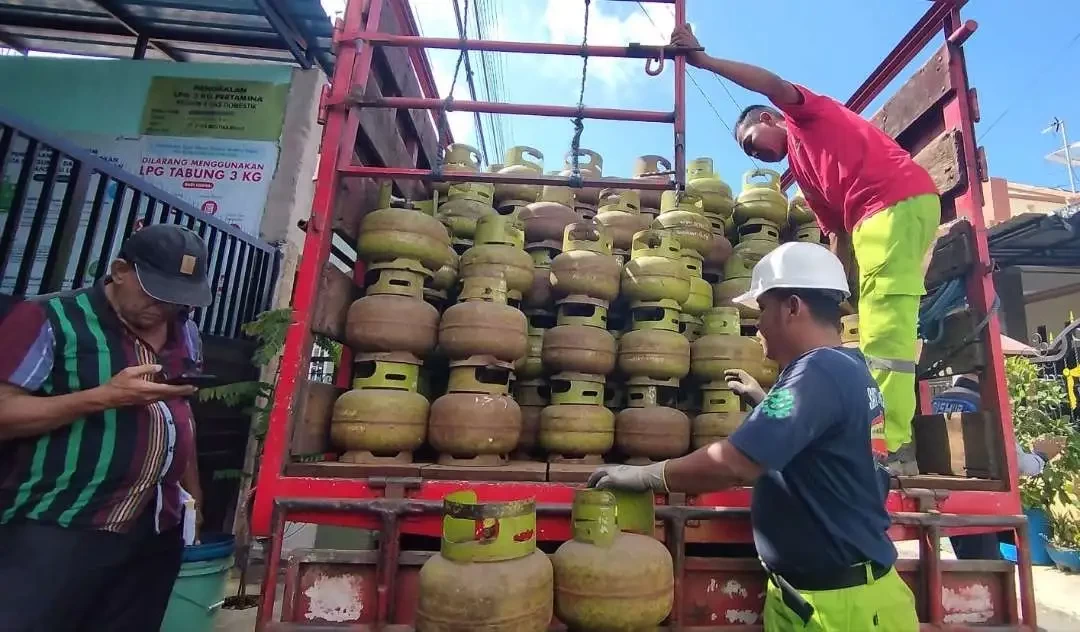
left=1042, top=117, right=1078, bottom=194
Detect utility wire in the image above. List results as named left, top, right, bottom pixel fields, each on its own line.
left=633, top=1, right=758, bottom=169
left=977, top=28, right=1080, bottom=143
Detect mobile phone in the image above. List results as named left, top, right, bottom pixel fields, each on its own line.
left=163, top=373, right=223, bottom=388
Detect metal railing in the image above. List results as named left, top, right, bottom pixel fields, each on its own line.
left=0, top=108, right=280, bottom=338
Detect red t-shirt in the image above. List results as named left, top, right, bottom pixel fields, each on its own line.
left=778, top=85, right=938, bottom=236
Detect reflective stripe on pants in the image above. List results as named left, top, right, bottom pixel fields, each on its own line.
left=763, top=567, right=919, bottom=631
left=851, top=194, right=940, bottom=451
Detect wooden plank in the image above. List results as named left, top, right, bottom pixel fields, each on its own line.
left=913, top=128, right=965, bottom=197
left=375, top=6, right=439, bottom=168
left=421, top=460, right=548, bottom=482
left=912, top=412, right=1003, bottom=479
left=355, top=73, right=426, bottom=201
left=291, top=380, right=343, bottom=457
left=548, top=461, right=600, bottom=484
left=333, top=175, right=382, bottom=243
left=870, top=44, right=954, bottom=140
left=285, top=460, right=424, bottom=478
left=310, top=263, right=356, bottom=342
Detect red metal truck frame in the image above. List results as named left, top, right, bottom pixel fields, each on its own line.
left=253, top=0, right=1036, bottom=629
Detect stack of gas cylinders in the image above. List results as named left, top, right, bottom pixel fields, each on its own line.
left=417, top=488, right=674, bottom=631
left=328, top=144, right=819, bottom=468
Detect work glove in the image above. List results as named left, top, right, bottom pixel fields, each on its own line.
left=586, top=461, right=669, bottom=493
left=724, top=369, right=766, bottom=405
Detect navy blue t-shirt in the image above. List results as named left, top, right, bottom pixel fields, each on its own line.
left=728, top=346, right=896, bottom=575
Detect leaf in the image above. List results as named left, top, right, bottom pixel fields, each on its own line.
left=197, top=381, right=270, bottom=407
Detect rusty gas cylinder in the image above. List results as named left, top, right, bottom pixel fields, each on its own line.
left=550, top=222, right=621, bottom=302
left=621, top=229, right=690, bottom=305
left=542, top=324, right=616, bottom=376
left=417, top=491, right=552, bottom=632
left=461, top=214, right=533, bottom=301
left=495, top=145, right=544, bottom=203
left=346, top=294, right=439, bottom=357
left=615, top=406, right=691, bottom=463
left=596, top=188, right=642, bottom=251
left=617, top=327, right=690, bottom=382
left=428, top=391, right=521, bottom=466
left=691, top=307, right=777, bottom=388
left=521, top=186, right=578, bottom=243
left=357, top=206, right=453, bottom=273
left=680, top=249, right=713, bottom=317
left=516, top=311, right=554, bottom=380
left=654, top=190, right=713, bottom=256
left=552, top=489, right=673, bottom=630
left=438, top=276, right=527, bottom=363
left=437, top=182, right=497, bottom=239
left=513, top=379, right=549, bottom=458
left=540, top=373, right=614, bottom=462
left=523, top=240, right=559, bottom=309
left=693, top=387, right=747, bottom=449
left=734, top=168, right=788, bottom=226
left=686, top=157, right=735, bottom=219
left=703, top=227, right=733, bottom=272
left=330, top=387, right=428, bottom=463
left=632, top=155, right=673, bottom=209
left=433, top=143, right=482, bottom=196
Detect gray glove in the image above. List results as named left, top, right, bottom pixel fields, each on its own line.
left=725, top=369, right=765, bottom=405
left=586, top=461, right=669, bottom=492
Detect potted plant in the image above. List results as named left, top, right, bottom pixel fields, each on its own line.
left=1044, top=506, right=1080, bottom=572
left=1005, top=356, right=1080, bottom=565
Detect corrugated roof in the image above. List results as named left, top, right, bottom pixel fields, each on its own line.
left=988, top=204, right=1080, bottom=268
left=0, top=0, right=334, bottom=73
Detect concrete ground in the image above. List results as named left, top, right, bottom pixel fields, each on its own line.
left=213, top=550, right=1080, bottom=631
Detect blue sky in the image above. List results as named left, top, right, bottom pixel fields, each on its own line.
left=333, top=0, right=1080, bottom=193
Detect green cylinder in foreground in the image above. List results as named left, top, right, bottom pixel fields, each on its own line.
left=417, top=491, right=552, bottom=631
left=552, top=489, right=673, bottom=631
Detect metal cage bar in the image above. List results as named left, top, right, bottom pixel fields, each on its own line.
left=257, top=496, right=1038, bottom=631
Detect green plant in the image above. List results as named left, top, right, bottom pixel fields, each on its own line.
left=1005, top=356, right=1080, bottom=509
left=198, top=308, right=340, bottom=480
left=1047, top=508, right=1080, bottom=550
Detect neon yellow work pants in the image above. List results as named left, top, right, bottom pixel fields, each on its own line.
left=764, top=567, right=919, bottom=631
left=851, top=194, right=940, bottom=451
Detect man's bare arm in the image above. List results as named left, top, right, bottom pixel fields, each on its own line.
left=671, top=24, right=801, bottom=106
left=0, top=365, right=196, bottom=440
left=0, top=383, right=113, bottom=440
left=663, top=440, right=764, bottom=495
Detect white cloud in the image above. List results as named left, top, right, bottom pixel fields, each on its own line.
left=543, top=0, right=674, bottom=88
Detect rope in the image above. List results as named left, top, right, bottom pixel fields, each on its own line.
left=918, top=277, right=967, bottom=345
left=567, top=0, right=591, bottom=188
left=434, top=0, right=470, bottom=179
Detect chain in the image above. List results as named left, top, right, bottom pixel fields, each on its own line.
left=435, top=0, right=471, bottom=179
left=568, top=0, right=591, bottom=187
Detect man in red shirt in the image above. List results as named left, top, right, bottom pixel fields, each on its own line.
left=672, top=24, right=940, bottom=475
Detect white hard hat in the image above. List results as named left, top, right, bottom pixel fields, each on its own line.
left=732, top=242, right=850, bottom=309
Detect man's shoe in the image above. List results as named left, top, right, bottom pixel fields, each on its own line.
left=886, top=442, right=919, bottom=477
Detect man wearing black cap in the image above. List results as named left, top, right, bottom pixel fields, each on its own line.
left=0, top=224, right=213, bottom=631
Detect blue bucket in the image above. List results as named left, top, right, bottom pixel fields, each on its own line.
left=161, top=534, right=236, bottom=632
left=1000, top=507, right=1052, bottom=565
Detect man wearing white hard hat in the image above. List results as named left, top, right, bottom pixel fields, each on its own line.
left=589, top=242, right=918, bottom=631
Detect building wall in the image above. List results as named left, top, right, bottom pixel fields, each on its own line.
left=981, top=177, right=1078, bottom=226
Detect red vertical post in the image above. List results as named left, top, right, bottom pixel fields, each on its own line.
left=672, top=0, right=686, bottom=187
left=250, top=0, right=384, bottom=535
left=940, top=8, right=1020, bottom=501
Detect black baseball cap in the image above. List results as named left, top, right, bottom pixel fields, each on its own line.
left=119, top=224, right=212, bottom=307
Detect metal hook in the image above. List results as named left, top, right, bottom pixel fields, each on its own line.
left=645, top=51, right=665, bottom=76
